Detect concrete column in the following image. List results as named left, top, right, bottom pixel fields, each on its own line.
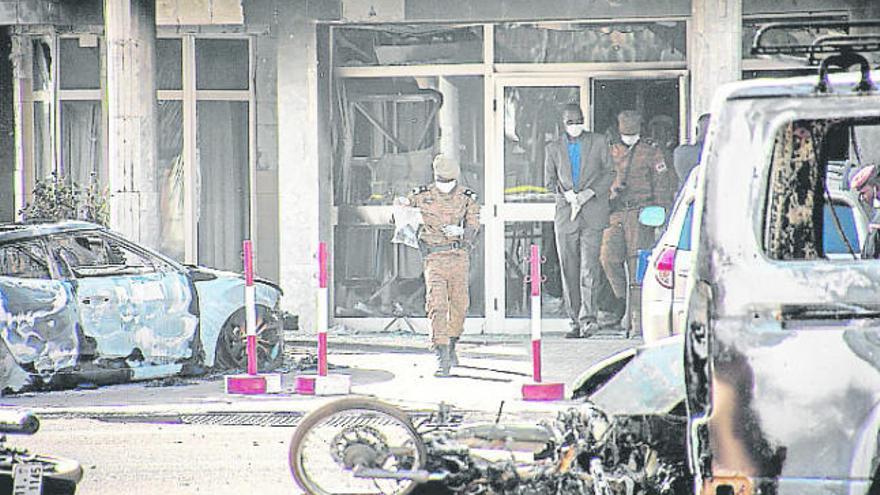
left=276, top=1, right=329, bottom=335
left=104, top=0, right=160, bottom=246
left=690, top=0, right=742, bottom=119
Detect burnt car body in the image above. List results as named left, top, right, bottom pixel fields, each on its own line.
left=0, top=221, right=283, bottom=392
left=683, top=48, right=880, bottom=493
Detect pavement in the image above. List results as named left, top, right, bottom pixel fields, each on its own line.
left=0, top=328, right=642, bottom=420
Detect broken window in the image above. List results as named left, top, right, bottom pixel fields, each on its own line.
left=334, top=227, right=485, bottom=319
left=495, top=21, right=686, bottom=64
left=335, top=76, right=484, bottom=206
left=333, top=25, right=483, bottom=67
left=503, top=86, right=578, bottom=203
left=0, top=241, right=51, bottom=279
left=50, top=232, right=157, bottom=277
left=763, top=118, right=880, bottom=261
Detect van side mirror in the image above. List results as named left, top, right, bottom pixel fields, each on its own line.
left=639, top=206, right=666, bottom=227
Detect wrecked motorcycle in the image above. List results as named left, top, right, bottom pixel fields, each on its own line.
left=0, top=410, right=83, bottom=494
left=289, top=398, right=689, bottom=495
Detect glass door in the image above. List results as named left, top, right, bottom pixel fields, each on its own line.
left=490, top=77, right=589, bottom=332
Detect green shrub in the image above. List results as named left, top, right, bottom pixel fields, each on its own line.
left=19, top=174, right=109, bottom=226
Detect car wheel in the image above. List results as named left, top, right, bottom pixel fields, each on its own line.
left=213, top=305, right=283, bottom=372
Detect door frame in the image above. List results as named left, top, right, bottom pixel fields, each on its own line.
left=487, top=71, right=688, bottom=333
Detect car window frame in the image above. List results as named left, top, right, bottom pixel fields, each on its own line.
left=0, top=237, right=58, bottom=280
left=46, top=230, right=174, bottom=279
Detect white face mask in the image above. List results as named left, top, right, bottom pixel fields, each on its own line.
left=435, top=180, right=456, bottom=193
left=621, top=134, right=640, bottom=146
left=565, top=124, right=584, bottom=138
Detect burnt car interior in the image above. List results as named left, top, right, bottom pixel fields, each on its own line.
left=50, top=232, right=158, bottom=277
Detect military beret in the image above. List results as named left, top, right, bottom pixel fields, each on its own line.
left=618, top=110, right=643, bottom=135
left=432, top=154, right=460, bottom=180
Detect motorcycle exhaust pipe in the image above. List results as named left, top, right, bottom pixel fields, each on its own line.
left=0, top=409, right=39, bottom=435
left=353, top=467, right=448, bottom=483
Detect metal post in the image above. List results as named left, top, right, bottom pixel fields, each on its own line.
left=317, top=242, right=328, bottom=377
left=243, top=240, right=257, bottom=375
left=530, top=244, right=542, bottom=383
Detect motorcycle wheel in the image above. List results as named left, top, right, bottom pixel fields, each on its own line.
left=289, top=398, right=428, bottom=495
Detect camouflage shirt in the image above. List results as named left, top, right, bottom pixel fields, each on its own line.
left=408, top=184, right=480, bottom=248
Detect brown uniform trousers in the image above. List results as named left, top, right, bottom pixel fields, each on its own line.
left=409, top=184, right=480, bottom=346
left=600, top=139, right=676, bottom=329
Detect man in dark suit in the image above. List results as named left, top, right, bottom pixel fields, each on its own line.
left=544, top=103, right=614, bottom=338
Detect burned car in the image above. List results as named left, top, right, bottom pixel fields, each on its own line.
left=288, top=339, right=690, bottom=495
left=0, top=221, right=284, bottom=392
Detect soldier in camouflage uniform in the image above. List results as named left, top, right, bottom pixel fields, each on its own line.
left=600, top=111, right=677, bottom=333
left=406, top=155, right=480, bottom=377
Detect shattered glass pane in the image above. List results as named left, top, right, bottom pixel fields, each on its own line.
left=336, top=76, right=484, bottom=206
left=195, top=39, right=249, bottom=90
left=0, top=242, right=50, bottom=279
left=31, top=39, right=51, bottom=92
left=59, top=38, right=100, bottom=90
left=51, top=232, right=155, bottom=276
left=60, top=100, right=102, bottom=187
left=157, top=38, right=183, bottom=91
left=504, top=86, right=578, bottom=203
left=495, top=22, right=686, bottom=64
left=504, top=222, right=565, bottom=318
left=334, top=25, right=483, bottom=67
left=158, top=100, right=184, bottom=261
left=334, top=226, right=484, bottom=318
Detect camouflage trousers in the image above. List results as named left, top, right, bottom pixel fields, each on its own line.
left=424, top=249, right=469, bottom=346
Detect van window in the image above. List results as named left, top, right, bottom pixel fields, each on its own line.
left=762, top=118, right=876, bottom=260
left=678, top=203, right=694, bottom=251
left=823, top=203, right=859, bottom=255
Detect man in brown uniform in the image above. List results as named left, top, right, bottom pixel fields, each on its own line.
left=407, top=155, right=480, bottom=377
left=600, top=110, right=676, bottom=333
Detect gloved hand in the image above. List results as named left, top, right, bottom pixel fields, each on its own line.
left=394, top=196, right=411, bottom=206
left=563, top=190, right=578, bottom=204
left=576, top=188, right=595, bottom=206
left=441, top=225, right=465, bottom=237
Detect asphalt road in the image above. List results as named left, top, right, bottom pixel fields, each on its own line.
left=13, top=418, right=302, bottom=494
left=2, top=335, right=640, bottom=494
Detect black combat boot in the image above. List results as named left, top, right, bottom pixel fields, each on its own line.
left=434, top=344, right=451, bottom=377
left=448, top=337, right=459, bottom=367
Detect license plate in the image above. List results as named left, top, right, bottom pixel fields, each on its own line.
left=12, top=462, right=43, bottom=495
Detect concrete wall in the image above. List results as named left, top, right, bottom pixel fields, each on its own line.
left=0, top=27, right=13, bottom=222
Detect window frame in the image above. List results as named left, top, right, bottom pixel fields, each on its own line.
left=0, top=238, right=55, bottom=280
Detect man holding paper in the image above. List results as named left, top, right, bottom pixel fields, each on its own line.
left=544, top=103, right=614, bottom=339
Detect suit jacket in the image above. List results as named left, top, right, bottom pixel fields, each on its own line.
left=544, top=132, right=614, bottom=234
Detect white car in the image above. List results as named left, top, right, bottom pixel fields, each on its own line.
left=639, top=166, right=868, bottom=344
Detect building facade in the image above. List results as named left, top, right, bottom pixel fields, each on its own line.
left=1, top=0, right=876, bottom=336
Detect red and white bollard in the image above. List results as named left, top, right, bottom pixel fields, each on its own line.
left=521, top=245, right=564, bottom=401
left=295, top=242, right=351, bottom=396
left=225, top=240, right=281, bottom=394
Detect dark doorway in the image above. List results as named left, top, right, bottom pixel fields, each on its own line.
left=0, top=27, right=14, bottom=222
left=592, top=78, right=681, bottom=155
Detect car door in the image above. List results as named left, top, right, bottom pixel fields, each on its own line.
left=0, top=238, right=79, bottom=375
left=48, top=230, right=198, bottom=362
